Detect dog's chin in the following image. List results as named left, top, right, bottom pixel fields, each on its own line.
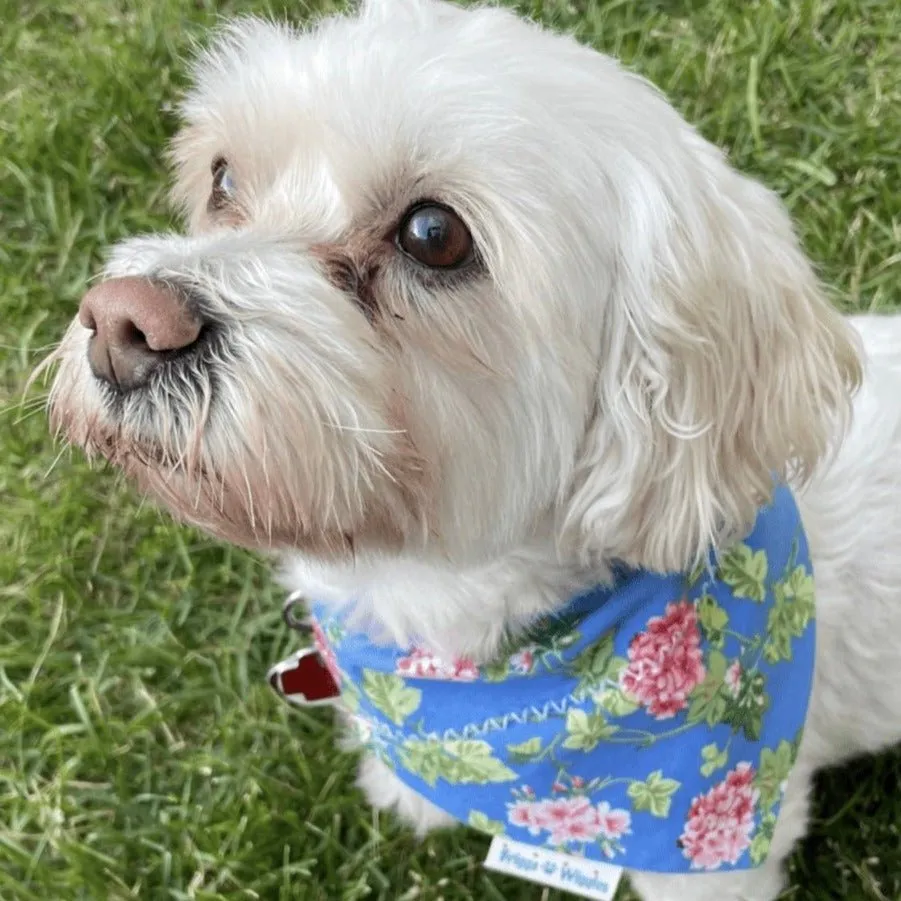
left=143, top=466, right=409, bottom=559
left=54, top=413, right=390, bottom=557
left=142, top=464, right=392, bottom=561
left=128, top=455, right=335, bottom=554
left=48, top=371, right=427, bottom=559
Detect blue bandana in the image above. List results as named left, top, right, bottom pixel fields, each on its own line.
left=306, top=485, right=814, bottom=874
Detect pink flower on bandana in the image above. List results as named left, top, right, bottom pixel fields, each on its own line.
left=507, top=793, right=632, bottom=851
left=534, top=797, right=599, bottom=845
left=594, top=801, right=632, bottom=840
left=679, top=762, right=759, bottom=870
left=507, top=799, right=544, bottom=835
left=620, top=600, right=706, bottom=719
left=549, top=812, right=603, bottom=844
left=452, top=657, right=480, bottom=680
left=509, top=647, right=536, bottom=674
left=395, top=648, right=442, bottom=678
left=311, top=619, right=342, bottom=686
left=395, top=648, right=480, bottom=681
left=725, top=660, right=743, bottom=698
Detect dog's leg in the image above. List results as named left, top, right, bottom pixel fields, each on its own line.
left=628, top=861, right=785, bottom=901
left=356, top=753, right=457, bottom=836
left=627, top=763, right=812, bottom=901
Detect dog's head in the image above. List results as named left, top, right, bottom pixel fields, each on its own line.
left=46, top=0, right=861, bottom=569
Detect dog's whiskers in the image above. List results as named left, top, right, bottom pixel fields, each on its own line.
left=0, top=341, right=61, bottom=354
left=42, top=443, right=71, bottom=480
left=11, top=404, right=53, bottom=428
left=1, top=393, right=49, bottom=422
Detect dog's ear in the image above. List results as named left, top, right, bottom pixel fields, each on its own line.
left=561, top=129, right=862, bottom=573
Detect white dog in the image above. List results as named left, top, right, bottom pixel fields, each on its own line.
left=45, top=1, right=901, bottom=898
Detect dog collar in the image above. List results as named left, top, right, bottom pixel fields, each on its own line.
left=271, top=484, right=814, bottom=874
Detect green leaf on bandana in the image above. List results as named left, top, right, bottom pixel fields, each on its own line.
left=399, top=739, right=516, bottom=786
left=784, top=564, right=815, bottom=611
left=506, top=737, right=543, bottom=763
left=722, top=670, right=769, bottom=741
left=749, top=812, right=778, bottom=865
left=482, top=660, right=511, bottom=682
left=361, top=670, right=421, bottom=725
left=606, top=656, right=628, bottom=681
left=764, top=565, right=815, bottom=662
left=572, top=633, right=614, bottom=681
left=562, top=708, right=619, bottom=751
left=627, top=770, right=681, bottom=818
left=399, top=739, right=446, bottom=786
left=700, top=742, right=729, bottom=777
left=717, top=544, right=768, bottom=602
left=763, top=611, right=793, bottom=662
left=596, top=687, right=640, bottom=717
left=697, top=593, right=729, bottom=647
left=468, top=810, right=505, bottom=836
left=571, top=634, right=627, bottom=698
left=686, top=650, right=729, bottom=726
left=686, top=559, right=707, bottom=588
left=755, top=740, right=796, bottom=812
left=443, top=740, right=518, bottom=784
left=341, top=678, right=361, bottom=714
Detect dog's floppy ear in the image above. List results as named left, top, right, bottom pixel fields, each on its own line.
left=562, top=129, right=862, bottom=573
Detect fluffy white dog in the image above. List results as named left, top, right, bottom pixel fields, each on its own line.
left=45, top=1, right=901, bottom=898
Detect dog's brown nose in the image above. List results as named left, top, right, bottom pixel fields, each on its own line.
left=79, top=276, right=202, bottom=391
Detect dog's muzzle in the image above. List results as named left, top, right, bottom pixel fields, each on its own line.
left=79, top=276, right=204, bottom=393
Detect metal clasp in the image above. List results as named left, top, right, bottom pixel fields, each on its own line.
left=281, top=589, right=313, bottom=633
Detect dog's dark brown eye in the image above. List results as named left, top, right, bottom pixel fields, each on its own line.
left=396, top=204, right=473, bottom=269
left=209, top=157, right=236, bottom=210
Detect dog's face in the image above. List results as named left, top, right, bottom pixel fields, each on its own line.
left=47, top=0, right=860, bottom=570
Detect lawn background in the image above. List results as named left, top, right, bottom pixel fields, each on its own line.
left=2, top=0, right=900, bottom=899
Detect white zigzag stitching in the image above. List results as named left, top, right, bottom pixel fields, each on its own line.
left=369, top=694, right=582, bottom=744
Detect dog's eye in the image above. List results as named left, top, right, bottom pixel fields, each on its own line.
left=209, top=157, right=236, bottom=209
left=396, top=203, right=473, bottom=269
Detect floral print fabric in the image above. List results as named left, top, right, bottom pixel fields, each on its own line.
left=309, top=485, right=815, bottom=874
left=619, top=600, right=707, bottom=719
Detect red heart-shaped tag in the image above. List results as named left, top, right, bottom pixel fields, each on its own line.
left=268, top=648, right=342, bottom=707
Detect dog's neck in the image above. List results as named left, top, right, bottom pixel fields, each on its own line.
left=281, top=538, right=604, bottom=662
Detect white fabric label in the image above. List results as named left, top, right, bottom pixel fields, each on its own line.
left=484, top=836, right=623, bottom=900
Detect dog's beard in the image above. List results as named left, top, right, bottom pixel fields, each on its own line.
left=48, top=362, right=422, bottom=556
left=43, top=240, right=429, bottom=557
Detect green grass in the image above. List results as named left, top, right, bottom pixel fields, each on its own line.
left=2, top=0, right=901, bottom=898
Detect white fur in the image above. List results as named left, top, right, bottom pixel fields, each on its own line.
left=45, top=1, right=901, bottom=898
